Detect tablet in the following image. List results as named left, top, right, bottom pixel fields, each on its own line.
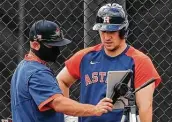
left=106, top=70, right=132, bottom=109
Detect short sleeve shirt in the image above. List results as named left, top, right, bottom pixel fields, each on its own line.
left=11, top=59, right=64, bottom=122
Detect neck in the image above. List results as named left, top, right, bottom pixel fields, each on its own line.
left=28, top=50, right=46, bottom=64
left=104, top=41, right=127, bottom=57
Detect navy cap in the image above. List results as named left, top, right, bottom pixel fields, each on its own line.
left=29, top=20, right=71, bottom=46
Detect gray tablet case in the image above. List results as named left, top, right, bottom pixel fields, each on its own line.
left=106, top=70, right=132, bottom=109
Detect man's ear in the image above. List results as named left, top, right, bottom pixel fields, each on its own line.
left=30, top=41, right=40, bottom=51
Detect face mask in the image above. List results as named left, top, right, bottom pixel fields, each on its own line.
left=31, top=42, right=60, bottom=62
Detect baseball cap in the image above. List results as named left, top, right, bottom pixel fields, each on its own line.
left=29, top=20, right=71, bottom=46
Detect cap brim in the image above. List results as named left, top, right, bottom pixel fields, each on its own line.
left=92, top=23, right=125, bottom=31
left=44, top=38, right=71, bottom=46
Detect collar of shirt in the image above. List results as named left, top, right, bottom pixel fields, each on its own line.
left=24, top=53, right=46, bottom=65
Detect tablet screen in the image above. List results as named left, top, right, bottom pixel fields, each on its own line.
left=106, top=70, right=133, bottom=109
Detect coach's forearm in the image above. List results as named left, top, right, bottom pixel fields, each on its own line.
left=139, top=104, right=152, bottom=122
left=49, top=94, right=97, bottom=116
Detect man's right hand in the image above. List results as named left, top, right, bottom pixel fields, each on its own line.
left=49, top=94, right=114, bottom=117
left=94, top=98, right=113, bottom=116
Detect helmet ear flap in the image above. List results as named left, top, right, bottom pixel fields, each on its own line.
left=119, top=18, right=129, bottom=39
left=119, top=28, right=128, bottom=39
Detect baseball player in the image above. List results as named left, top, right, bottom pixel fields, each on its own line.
left=10, top=20, right=113, bottom=122
left=57, top=3, right=161, bottom=122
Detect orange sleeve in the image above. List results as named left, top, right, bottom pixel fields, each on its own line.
left=65, top=50, right=86, bottom=79
left=134, top=56, right=161, bottom=88
left=38, top=94, right=59, bottom=112
left=65, top=44, right=102, bottom=79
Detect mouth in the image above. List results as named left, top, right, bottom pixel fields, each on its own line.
left=105, top=41, right=113, bottom=44
left=104, top=41, right=113, bottom=46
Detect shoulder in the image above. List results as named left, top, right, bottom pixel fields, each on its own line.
left=126, top=46, right=150, bottom=61
left=15, top=60, right=51, bottom=76
left=65, top=44, right=102, bottom=79
left=25, top=60, right=50, bottom=71
left=21, top=61, right=53, bottom=79
left=69, top=44, right=102, bottom=59
left=74, top=44, right=102, bottom=56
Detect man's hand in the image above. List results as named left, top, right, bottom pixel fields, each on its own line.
left=94, top=98, right=113, bottom=116
left=49, top=95, right=113, bottom=117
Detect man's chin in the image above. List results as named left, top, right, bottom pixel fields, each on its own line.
left=105, top=47, right=117, bottom=52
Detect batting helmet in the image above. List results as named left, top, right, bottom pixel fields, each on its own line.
left=29, top=20, right=71, bottom=46
left=93, top=3, right=129, bottom=38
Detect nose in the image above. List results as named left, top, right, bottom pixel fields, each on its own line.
left=102, top=32, right=111, bottom=40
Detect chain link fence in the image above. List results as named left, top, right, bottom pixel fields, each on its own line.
left=0, top=0, right=171, bottom=122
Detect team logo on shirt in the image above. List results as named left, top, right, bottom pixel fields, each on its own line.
left=90, top=61, right=100, bottom=64
left=85, top=72, right=107, bottom=86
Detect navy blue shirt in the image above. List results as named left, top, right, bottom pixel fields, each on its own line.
left=65, top=44, right=161, bottom=122
left=11, top=58, right=64, bottom=122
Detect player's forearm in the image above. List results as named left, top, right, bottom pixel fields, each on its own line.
left=139, top=104, right=152, bottom=122
left=50, top=95, right=97, bottom=116
left=136, top=82, right=155, bottom=122
left=56, top=66, right=77, bottom=97
left=58, top=80, right=70, bottom=97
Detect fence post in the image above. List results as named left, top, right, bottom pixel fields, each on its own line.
left=18, top=0, right=25, bottom=61
left=84, top=0, right=92, bottom=48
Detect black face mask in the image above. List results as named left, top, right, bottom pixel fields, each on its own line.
left=31, top=42, right=60, bottom=62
